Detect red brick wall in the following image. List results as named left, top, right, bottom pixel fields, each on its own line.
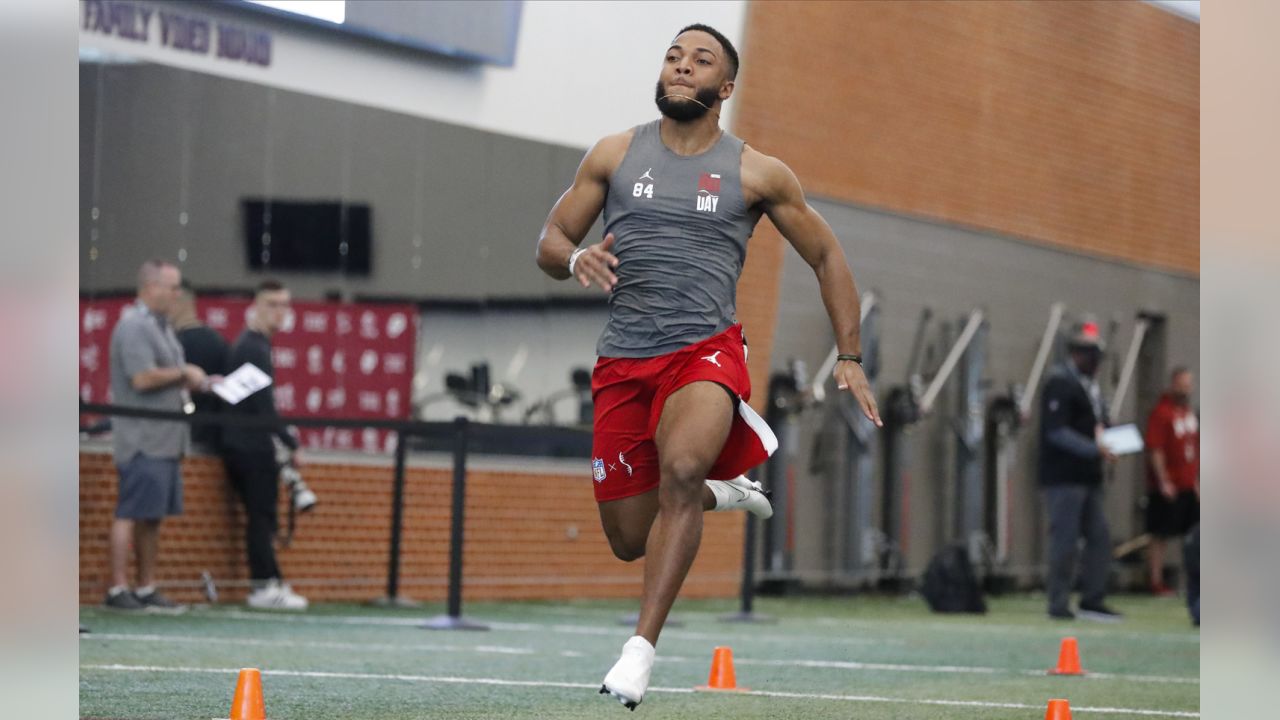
left=734, top=1, right=1199, bottom=275
left=80, top=449, right=744, bottom=605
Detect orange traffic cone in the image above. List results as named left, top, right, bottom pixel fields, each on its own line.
left=695, top=646, right=748, bottom=692
left=1045, top=698, right=1072, bottom=719
left=1048, top=637, right=1084, bottom=675
left=230, top=668, right=266, bottom=720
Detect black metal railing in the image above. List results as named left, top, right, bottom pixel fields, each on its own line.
left=80, top=401, right=590, bottom=630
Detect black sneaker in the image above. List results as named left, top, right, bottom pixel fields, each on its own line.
left=1048, top=608, right=1075, bottom=620
left=135, top=589, right=188, bottom=614
left=1078, top=603, right=1123, bottom=623
left=103, top=588, right=144, bottom=611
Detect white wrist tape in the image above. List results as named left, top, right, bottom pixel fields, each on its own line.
left=568, top=247, right=589, bottom=275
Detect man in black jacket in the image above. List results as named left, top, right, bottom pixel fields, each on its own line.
left=1039, top=317, right=1121, bottom=622
left=221, top=280, right=308, bottom=610
left=172, top=282, right=229, bottom=451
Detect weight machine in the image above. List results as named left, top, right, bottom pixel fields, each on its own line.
left=879, top=307, right=986, bottom=590
left=759, top=292, right=877, bottom=587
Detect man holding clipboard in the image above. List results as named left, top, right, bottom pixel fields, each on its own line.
left=219, top=280, right=309, bottom=611
left=1039, top=317, right=1123, bottom=622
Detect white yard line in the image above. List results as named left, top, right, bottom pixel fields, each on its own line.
left=473, top=645, right=536, bottom=655
left=735, top=658, right=1198, bottom=685
left=195, top=609, right=898, bottom=645
left=82, top=632, right=1198, bottom=685
left=194, top=607, right=1200, bottom=647
left=81, top=664, right=1200, bottom=718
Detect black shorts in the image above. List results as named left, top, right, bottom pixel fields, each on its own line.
left=1145, top=490, right=1199, bottom=538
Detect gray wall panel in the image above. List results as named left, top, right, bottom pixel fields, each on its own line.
left=79, top=62, right=599, bottom=302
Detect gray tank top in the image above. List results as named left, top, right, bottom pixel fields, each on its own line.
left=597, top=119, right=759, bottom=358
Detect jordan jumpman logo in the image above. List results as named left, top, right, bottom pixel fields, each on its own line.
left=701, top=351, right=723, bottom=367
left=639, top=168, right=654, bottom=181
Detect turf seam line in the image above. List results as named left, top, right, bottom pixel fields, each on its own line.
left=81, top=632, right=1199, bottom=685
left=195, top=609, right=900, bottom=645
left=201, top=607, right=1198, bottom=644
left=814, top=618, right=1201, bottom=644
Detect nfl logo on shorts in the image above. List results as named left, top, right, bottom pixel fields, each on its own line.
left=592, top=458, right=607, bottom=483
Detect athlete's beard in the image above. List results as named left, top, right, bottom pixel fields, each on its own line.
left=655, top=79, right=719, bottom=121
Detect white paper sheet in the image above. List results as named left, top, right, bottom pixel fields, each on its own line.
left=1101, top=424, right=1145, bottom=456
left=211, top=362, right=273, bottom=406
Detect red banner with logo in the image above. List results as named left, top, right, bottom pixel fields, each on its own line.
left=80, top=296, right=417, bottom=454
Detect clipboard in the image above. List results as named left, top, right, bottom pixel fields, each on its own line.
left=1100, top=424, right=1144, bottom=456
left=211, top=363, right=273, bottom=405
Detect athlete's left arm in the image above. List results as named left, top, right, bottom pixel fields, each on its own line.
left=750, top=150, right=881, bottom=426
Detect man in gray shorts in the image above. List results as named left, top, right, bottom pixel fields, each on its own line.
left=105, top=259, right=211, bottom=611
left=536, top=24, right=880, bottom=709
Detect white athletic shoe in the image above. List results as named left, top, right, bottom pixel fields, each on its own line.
left=246, top=579, right=309, bottom=611
left=726, top=475, right=765, bottom=493
left=600, top=635, right=655, bottom=711
left=706, top=476, right=774, bottom=519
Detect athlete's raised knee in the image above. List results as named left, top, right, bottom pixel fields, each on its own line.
left=660, top=454, right=705, bottom=488
left=606, top=533, right=646, bottom=562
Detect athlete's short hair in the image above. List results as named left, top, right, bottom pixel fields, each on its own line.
left=677, top=23, right=739, bottom=81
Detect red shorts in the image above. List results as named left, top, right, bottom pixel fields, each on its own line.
left=589, top=324, right=778, bottom=503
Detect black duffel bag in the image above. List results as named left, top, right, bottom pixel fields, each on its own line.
left=921, top=544, right=987, bottom=614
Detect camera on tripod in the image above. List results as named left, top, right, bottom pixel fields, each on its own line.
left=274, top=436, right=317, bottom=513
left=279, top=463, right=317, bottom=513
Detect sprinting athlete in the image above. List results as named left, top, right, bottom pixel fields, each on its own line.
left=535, top=23, right=881, bottom=709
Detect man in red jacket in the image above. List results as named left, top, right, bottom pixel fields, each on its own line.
left=1144, top=367, right=1199, bottom=595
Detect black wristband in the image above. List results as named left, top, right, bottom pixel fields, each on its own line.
left=836, top=354, right=863, bottom=365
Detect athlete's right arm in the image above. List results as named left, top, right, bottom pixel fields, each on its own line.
left=535, top=132, right=630, bottom=291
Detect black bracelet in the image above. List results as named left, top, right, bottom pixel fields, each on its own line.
left=836, top=354, right=863, bottom=365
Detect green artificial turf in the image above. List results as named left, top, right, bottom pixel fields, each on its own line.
left=80, top=594, right=1199, bottom=719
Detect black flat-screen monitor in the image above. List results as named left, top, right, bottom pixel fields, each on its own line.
left=242, top=199, right=372, bottom=275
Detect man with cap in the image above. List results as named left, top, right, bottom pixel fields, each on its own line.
left=1038, top=316, right=1122, bottom=621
